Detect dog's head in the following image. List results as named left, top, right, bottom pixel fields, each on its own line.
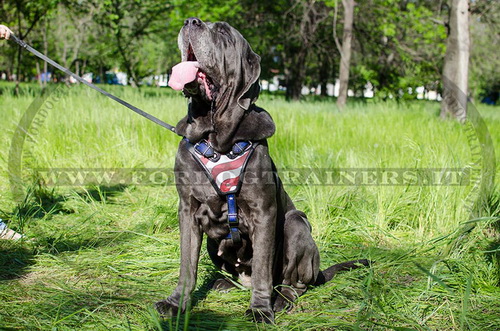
left=177, top=17, right=261, bottom=108
left=173, top=18, right=274, bottom=152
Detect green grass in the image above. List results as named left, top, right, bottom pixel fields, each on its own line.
left=0, top=82, right=499, bottom=330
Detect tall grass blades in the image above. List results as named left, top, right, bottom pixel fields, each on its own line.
left=0, top=82, right=499, bottom=330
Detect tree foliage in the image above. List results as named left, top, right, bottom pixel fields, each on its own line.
left=350, top=0, right=447, bottom=99
left=0, top=0, right=498, bottom=103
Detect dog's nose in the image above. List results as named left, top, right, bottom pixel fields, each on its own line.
left=184, top=17, right=202, bottom=27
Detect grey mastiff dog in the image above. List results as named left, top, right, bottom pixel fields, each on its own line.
left=155, top=17, right=369, bottom=323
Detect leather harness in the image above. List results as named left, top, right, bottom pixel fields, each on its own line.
left=184, top=138, right=258, bottom=244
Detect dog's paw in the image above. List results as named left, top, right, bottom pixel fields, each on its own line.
left=211, top=278, right=237, bottom=292
left=245, top=308, right=274, bottom=324
left=273, top=295, right=294, bottom=313
left=154, top=299, right=180, bottom=318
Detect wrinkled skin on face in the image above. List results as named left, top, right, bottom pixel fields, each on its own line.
left=174, top=18, right=275, bottom=153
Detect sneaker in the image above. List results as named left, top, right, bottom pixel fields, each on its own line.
left=0, top=219, right=24, bottom=240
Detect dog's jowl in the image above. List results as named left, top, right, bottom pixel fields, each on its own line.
left=155, top=17, right=369, bottom=324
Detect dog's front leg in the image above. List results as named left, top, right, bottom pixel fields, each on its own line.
left=246, top=203, right=277, bottom=324
left=155, top=199, right=202, bottom=317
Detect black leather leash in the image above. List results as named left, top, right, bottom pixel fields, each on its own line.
left=9, top=33, right=178, bottom=134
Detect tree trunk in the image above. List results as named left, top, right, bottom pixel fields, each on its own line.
left=286, top=65, right=306, bottom=101
left=336, top=0, right=355, bottom=109
left=15, top=44, right=22, bottom=95
left=284, top=48, right=308, bottom=101
left=100, top=62, right=105, bottom=84
left=318, top=54, right=331, bottom=97
left=43, top=18, right=48, bottom=87
left=15, top=1, right=22, bottom=96
left=440, top=0, right=469, bottom=121
left=36, top=61, right=42, bottom=87
left=9, top=42, right=16, bottom=81
left=115, top=33, right=139, bottom=88
left=75, top=60, right=80, bottom=78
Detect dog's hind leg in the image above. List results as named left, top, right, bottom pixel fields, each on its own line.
left=274, top=210, right=320, bottom=312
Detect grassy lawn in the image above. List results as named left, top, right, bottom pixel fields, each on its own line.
left=0, top=82, right=499, bottom=330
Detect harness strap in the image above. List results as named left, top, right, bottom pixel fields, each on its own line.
left=226, top=194, right=241, bottom=243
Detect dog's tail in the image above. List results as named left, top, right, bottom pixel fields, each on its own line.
left=314, top=259, right=371, bottom=286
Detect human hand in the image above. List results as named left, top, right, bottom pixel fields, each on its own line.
left=0, top=25, right=12, bottom=40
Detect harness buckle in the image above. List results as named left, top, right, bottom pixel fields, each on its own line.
left=194, top=140, right=220, bottom=161
left=228, top=141, right=252, bottom=159
left=227, top=213, right=239, bottom=225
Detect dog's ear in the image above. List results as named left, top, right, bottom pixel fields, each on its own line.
left=232, top=105, right=276, bottom=143
left=210, top=41, right=264, bottom=152
left=237, top=50, right=261, bottom=110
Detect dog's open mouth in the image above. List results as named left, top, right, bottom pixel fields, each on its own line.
left=187, top=44, right=196, bottom=61
left=168, top=44, right=215, bottom=100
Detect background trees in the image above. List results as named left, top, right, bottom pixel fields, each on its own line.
left=469, top=0, right=499, bottom=104
left=0, top=0, right=498, bottom=107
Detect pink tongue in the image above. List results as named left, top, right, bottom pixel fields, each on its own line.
left=168, top=61, right=200, bottom=90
